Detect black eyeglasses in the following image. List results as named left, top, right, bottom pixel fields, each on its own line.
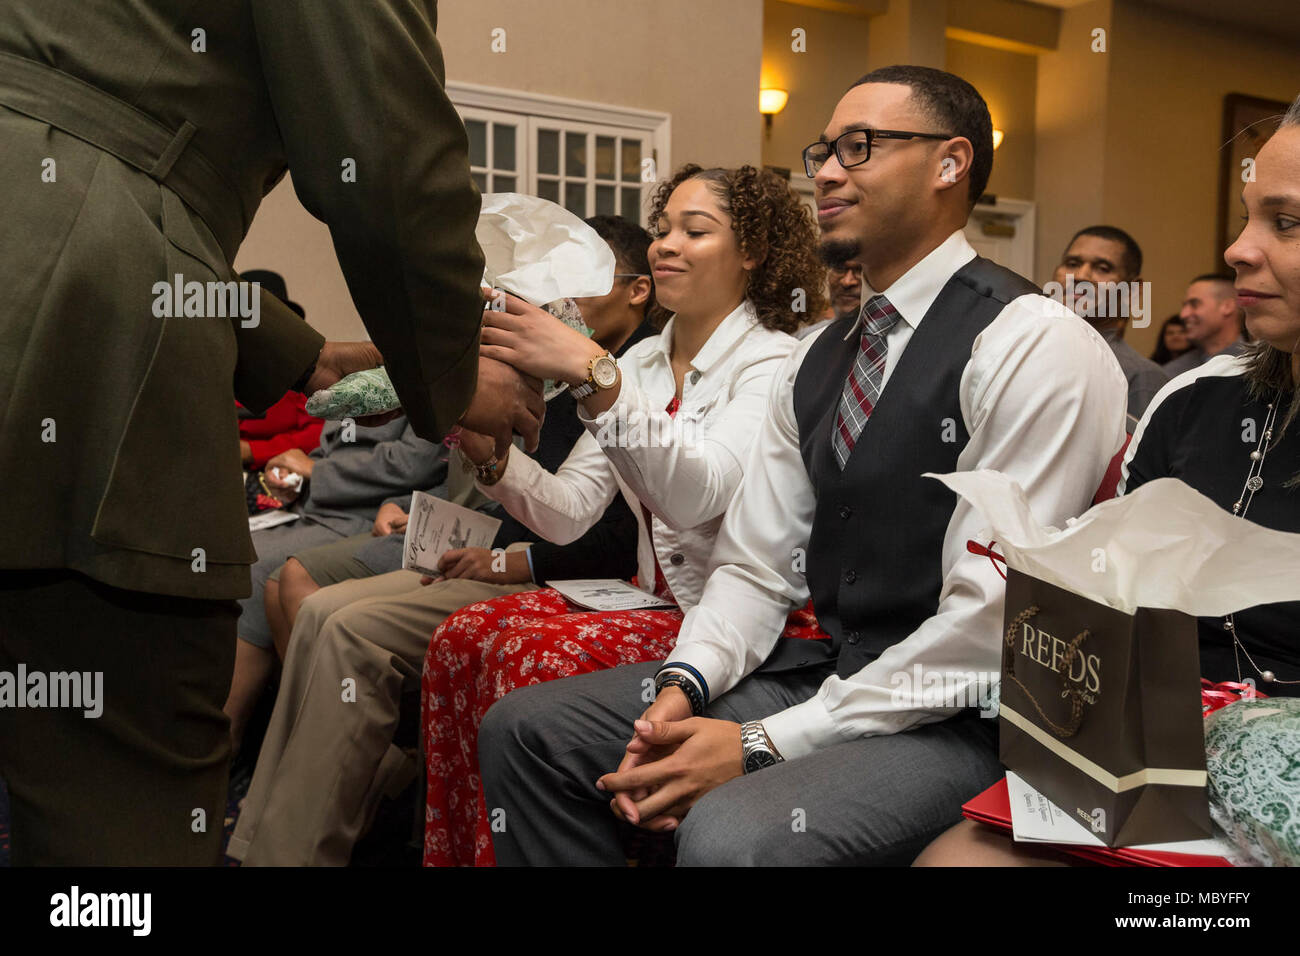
left=803, top=128, right=953, bottom=178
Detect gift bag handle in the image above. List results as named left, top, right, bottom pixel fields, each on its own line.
left=1002, top=605, right=1088, bottom=739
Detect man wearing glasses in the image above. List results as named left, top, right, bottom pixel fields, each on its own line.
left=478, top=66, right=1127, bottom=865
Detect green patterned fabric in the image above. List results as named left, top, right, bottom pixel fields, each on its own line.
left=1205, top=698, right=1300, bottom=866
left=304, top=367, right=399, bottom=419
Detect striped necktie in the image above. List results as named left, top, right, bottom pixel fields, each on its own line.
left=832, top=294, right=901, bottom=469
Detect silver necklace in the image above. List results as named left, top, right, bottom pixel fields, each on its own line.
left=1225, top=391, right=1297, bottom=685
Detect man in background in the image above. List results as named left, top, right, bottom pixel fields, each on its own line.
left=1164, top=273, right=1248, bottom=376
left=1051, top=225, right=1167, bottom=431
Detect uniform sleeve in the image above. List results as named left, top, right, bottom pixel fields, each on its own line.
left=231, top=287, right=325, bottom=414
left=250, top=0, right=484, bottom=440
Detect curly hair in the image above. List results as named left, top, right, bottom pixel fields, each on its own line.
left=648, top=164, right=827, bottom=333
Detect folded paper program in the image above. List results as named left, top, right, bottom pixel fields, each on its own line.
left=929, top=470, right=1300, bottom=617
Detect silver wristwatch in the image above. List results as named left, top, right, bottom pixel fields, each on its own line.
left=570, top=352, right=618, bottom=401
left=740, top=720, right=784, bottom=774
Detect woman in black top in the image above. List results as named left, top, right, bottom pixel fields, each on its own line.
left=915, top=95, right=1300, bottom=864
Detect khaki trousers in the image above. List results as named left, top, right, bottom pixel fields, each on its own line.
left=228, top=565, right=532, bottom=865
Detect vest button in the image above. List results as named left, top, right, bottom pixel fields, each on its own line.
left=669, top=552, right=685, bottom=566
left=846, top=631, right=861, bottom=645
left=843, top=568, right=857, bottom=584
left=839, top=504, right=852, bottom=520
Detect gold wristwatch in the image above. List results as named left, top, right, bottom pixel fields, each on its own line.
left=570, top=351, right=619, bottom=401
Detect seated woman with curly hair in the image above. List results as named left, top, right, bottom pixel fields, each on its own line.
left=417, top=164, right=828, bottom=866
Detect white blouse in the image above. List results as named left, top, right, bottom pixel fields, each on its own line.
left=479, top=300, right=798, bottom=609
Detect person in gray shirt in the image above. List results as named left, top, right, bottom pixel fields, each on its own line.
left=1163, top=273, right=1249, bottom=377
left=1049, top=225, right=1168, bottom=432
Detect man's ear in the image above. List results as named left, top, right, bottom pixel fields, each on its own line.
left=935, top=137, right=975, bottom=198
left=627, top=275, right=652, bottom=308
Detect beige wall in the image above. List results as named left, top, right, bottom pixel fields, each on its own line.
left=1033, top=0, right=1113, bottom=293
left=946, top=37, right=1037, bottom=201
left=237, top=0, right=765, bottom=341
left=760, top=0, right=873, bottom=173
left=1104, top=0, right=1300, bottom=357
left=439, top=0, right=763, bottom=170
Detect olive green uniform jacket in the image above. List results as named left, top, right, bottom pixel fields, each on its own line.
left=0, top=0, right=484, bottom=600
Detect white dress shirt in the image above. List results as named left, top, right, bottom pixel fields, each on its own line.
left=479, top=300, right=797, bottom=609
left=665, top=230, right=1129, bottom=759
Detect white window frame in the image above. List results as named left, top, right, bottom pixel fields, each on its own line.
left=448, top=81, right=671, bottom=227
left=458, top=105, right=531, bottom=195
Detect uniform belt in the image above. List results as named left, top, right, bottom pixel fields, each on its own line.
left=0, top=51, right=246, bottom=261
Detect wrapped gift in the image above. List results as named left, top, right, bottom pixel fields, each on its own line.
left=1205, top=698, right=1300, bottom=866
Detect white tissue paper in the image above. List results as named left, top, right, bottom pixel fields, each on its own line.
left=477, top=192, right=615, bottom=304
left=929, top=470, right=1300, bottom=616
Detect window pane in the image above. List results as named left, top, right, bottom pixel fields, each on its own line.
left=621, top=140, right=642, bottom=182
left=595, top=184, right=616, bottom=215
left=565, top=131, right=587, bottom=177
left=537, top=129, right=559, bottom=175
left=494, top=125, right=517, bottom=171
left=537, top=178, right=559, bottom=203
left=472, top=171, right=488, bottom=193
left=565, top=181, right=586, bottom=216
left=621, top=187, right=642, bottom=223
left=493, top=174, right=516, bottom=192
left=596, top=136, right=616, bottom=179
left=466, top=120, right=487, bottom=168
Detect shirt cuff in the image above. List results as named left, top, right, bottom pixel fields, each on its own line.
left=656, top=641, right=731, bottom=707
left=760, top=695, right=845, bottom=762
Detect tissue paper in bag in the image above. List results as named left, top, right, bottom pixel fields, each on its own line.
left=933, top=470, right=1300, bottom=848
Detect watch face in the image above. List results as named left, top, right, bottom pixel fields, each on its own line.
left=744, top=750, right=778, bottom=773
left=592, top=355, right=618, bottom=388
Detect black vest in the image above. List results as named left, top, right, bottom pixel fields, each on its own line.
left=792, top=256, right=1041, bottom=678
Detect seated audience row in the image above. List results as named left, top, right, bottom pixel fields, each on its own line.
left=225, top=68, right=1298, bottom=870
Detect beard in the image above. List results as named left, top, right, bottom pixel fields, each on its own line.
left=819, top=237, right=861, bottom=272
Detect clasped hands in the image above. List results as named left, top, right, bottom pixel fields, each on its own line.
left=595, top=685, right=746, bottom=832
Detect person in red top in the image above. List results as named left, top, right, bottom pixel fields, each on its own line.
left=236, top=271, right=326, bottom=468
left=238, top=392, right=325, bottom=469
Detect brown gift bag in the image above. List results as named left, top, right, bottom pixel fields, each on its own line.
left=998, top=567, right=1210, bottom=847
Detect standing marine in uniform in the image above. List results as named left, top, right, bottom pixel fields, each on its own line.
left=0, top=0, right=540, bottom=864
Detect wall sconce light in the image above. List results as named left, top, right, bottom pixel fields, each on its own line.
left=760, top=88, right=788, bottom=137
left=992, top=128, right=1005, bottom=150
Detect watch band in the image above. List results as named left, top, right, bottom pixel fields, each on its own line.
left=740, top=720, right=784, bottom=774
left=572, top=351, right=617, bottom=401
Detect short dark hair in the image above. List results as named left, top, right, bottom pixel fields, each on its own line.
left=584, top=215, right=668, bottom=325
left=850, top=65, right=993, bottom=210
left=1067, top=225, right=1143, bottom=277
left=1190, top=272, right=1237, bottom=300
left=1191, top=272, right=1236, bottom=286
